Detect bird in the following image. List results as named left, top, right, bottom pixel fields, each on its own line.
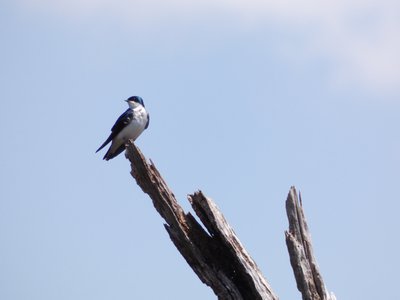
left=96, top=96, right=149, bottom=160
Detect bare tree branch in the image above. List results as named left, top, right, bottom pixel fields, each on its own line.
left=285, top=186, right=336, bottom=300
left=125, top=141, right=278, bottom=300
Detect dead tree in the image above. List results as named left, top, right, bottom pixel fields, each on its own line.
left=125, top=141, right=336, bottom=300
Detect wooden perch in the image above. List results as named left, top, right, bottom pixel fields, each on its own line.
left=125, top=141, right=278, bottom=300
left=285, top=187, right=336, bottom=300
left=124, top=141, right=335, bottom=300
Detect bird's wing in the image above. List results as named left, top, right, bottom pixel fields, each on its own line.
left=145, top=113, right=150, bottom=129
left=96, top=108, right=134, bottom=153
left=110, top=108, right=134, bottom=133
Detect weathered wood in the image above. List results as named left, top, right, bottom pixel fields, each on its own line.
left=125, top=141, right=278, bottom=300
left=285, top=187, right=336, bottom=300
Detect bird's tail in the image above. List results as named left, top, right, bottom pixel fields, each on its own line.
left=96, top=135, right=113, bottom=153
left=103, top=144, right=126, bottom=161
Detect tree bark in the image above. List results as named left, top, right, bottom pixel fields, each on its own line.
left=285, top=187, right=336, bottom=300
left=124, top=141, right=335, bottom=300
left=125, top=141, right=278, bottom=300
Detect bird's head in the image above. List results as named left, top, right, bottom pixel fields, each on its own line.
left=125, top=96, right=145, bottom=108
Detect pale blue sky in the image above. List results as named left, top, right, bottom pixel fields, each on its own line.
left=1, top=1, right=399, bottom=299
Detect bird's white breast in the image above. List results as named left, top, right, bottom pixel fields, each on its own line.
left=116, top=106, right=147, bottom=142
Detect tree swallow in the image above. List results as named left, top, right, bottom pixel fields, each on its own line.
left=96, top=96, right=149, bottom=161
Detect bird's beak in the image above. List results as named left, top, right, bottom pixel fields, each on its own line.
left=124, top=99, right=129, bottom=102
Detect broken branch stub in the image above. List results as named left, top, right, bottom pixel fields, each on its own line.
left=285, top=187, right=336, bottom=300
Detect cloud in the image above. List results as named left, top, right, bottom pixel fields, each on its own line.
left=18, top=0, right=400, bottom=93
